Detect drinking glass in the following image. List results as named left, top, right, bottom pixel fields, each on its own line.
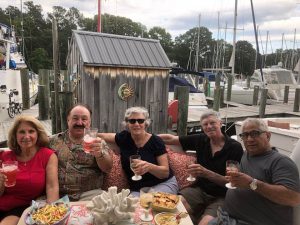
left=130, top=155, right=142, bottom=181
left=139, top=187, right=154, bottom=221
left=186, top=151, right=197, bottom=182
left=83, top=128, right=98, bottom=153
left=225, top=160, right=239, bottom=189
left=2, top=161, right=18, bottom=187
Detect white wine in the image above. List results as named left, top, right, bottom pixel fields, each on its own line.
left=140, top=193, right=153, bottom=209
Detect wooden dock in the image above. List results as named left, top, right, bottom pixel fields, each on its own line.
left=187, top=98, right=300, bottom=127
left=1, top=99, right=300, bottom=146
left=0, top=105, right=52, bottom=146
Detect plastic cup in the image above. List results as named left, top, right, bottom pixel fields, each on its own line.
left=83, top=128, right=98, bottom=153
left=2, top=161, right=18, bottom=187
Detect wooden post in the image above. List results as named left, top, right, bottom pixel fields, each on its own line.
left=215, top=73, right=221, bottom=87
left=38, top=85, right=48, bottom=120
left=213, top=86, right=220, bottom=112
left=203, top=78, right=209, bottom=96
left=59, top=91, right=73, bottom=131
left=38, top=69, right=50, bottom=118
left=246, top=76, right=251, bottom=88
left=293, top=88, right=300, bottom=112
left=51, top=91, right=56, bottom=134
left=283, top=85, right=289, bottom=104
left=226, top=74, right=233, bottom=101
left=20, top=68, right=30, bottom=109
left=252, top=85, right=260, bottom=105
left=259, top=88, right=268, bottom=118
left=220, top=86, right=225, bottom=108
left=52, top=18, right=61, bottom=133
left=174, top=86, right=189, bottom=136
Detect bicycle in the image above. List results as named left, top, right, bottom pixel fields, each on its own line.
left=7, top=89, right=22, bottom=118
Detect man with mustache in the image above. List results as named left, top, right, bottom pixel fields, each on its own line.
left=159, top=110, right=243, bottom=225
left=49, top=103, right=112, bottom=201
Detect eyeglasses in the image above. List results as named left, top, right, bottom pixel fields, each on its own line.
left=127, top=119, right=145, bottom=124
left=239, top=130, right=266, bottom=140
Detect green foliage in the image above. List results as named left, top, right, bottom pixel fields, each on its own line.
left=28, top=48, right=52, bottom=73
left=235, top=40, right=256, bottom=76
left=148, top=26, right=173, bottom=59
left=1, top=3, right=294, bottom=77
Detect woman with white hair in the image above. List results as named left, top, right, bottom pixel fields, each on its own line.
left=99, top=106, right=178, bottom=196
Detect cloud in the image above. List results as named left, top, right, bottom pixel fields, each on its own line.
left=2, top=0, right=300, bottom=51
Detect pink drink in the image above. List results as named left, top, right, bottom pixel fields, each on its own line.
left=2, top=162, right=18, bottom=187
left=83, top=136, right=95, bottom=153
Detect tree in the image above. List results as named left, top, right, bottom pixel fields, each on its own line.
left=148, top=26, right=174, bottom=61
left=28, top=48, right=52, bottom=73
left=22, top=1, right=49, bottom=70
left=47, top=6, right=84, bottom=69
left=101, top=13, right=146, bottom=37
left=173, top=27, right=214, bottom=70
left=234, top=40, right=256, bottom=76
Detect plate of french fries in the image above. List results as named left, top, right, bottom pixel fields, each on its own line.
left=151, top=192, right=180, bottom=212
left=25, top=196, right=71, bottom=225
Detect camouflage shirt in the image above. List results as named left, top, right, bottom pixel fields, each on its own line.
left=49, top=130, right=103, bottom=200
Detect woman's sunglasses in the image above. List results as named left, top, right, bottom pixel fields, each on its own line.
left=126, top=119, right=145, bottom=124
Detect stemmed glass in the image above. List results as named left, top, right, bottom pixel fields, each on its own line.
left=130, top=155, right=142, bottom=181
left=83, top=128, right=98, bottom=153
left=186, top=151, right=197, bottom=182
left=139, top=187, right=154, bottom=221
left=225, top=160, right=239, bottom=189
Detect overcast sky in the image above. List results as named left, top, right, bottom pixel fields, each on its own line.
left=2, top=0, right=300, bottom=53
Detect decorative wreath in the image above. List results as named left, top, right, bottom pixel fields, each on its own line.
left=117, top=83, right=134, bottom=101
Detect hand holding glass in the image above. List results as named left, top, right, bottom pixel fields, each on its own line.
left=2, top=161, right=18, bottom=187
left=186, top=151, right=196, bottom=182
left=225, top=160, right=239, bottom=189
left=83, top=128, right=98, bottom=153
left=130, top=155, right=142, bottom=181
left=140, top=187, right=154, bottom=221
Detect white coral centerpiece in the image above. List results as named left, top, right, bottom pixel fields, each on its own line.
left=87, top=186, right=139, bottom=225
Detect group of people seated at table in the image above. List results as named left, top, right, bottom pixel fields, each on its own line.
left=0, top=104, right=300, bottom=225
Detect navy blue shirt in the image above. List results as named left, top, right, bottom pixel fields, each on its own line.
left=115, top=130, right=173, bottom=191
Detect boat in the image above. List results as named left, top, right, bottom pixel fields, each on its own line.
left=205, top=71, right=255, bottom=105
left=248, top=64, right=299, bottom=101
left=235, top=117, right=300, bottom=156
left=0, top=23, right=38, bottom=121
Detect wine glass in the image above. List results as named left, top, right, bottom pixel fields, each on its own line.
left=225, top=160, right=239, bottom=189
left=139, top=187, right=154, bottom=221
left=186, top=151, right=197, bottom=182
left=83, top=128, right=98, bottom=153
left=130, top=155, right=142, bottom=181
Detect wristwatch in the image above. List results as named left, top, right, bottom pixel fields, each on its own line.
left=250, top=178, right=258, bottom=190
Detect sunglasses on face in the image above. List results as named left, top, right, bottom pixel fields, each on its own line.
left=239, top=130, right=266, bottom=140
left=126, top=119, right=145, bottom=124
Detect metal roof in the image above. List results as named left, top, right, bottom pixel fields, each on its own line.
left=72, top=30, right=171, bottom=69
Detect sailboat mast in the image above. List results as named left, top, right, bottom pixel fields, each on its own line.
left=21, top=0, right=24, bottom=58
left=97, top=0, right=101, bottom=32
left=250, top=0, right=264, bottom=86
left=195, top=14, right=201, bottom=72
left=231, top=0, right=237, bottom=77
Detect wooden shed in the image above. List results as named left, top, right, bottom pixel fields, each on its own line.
left=66, top=30, right=171, bottom=133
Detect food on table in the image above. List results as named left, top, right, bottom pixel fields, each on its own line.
left=152, top=192, right=179, bottom=210
left=154, top=213, right=179, bottom=225
left=31, top=204, right=69, bottom=225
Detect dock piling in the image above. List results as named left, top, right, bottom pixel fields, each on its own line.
left=293, top=88, right=300, bottom=112
left=259, top=88, right=268, bottom=117
left=20, top=69, right=30, bottom=109
left=174, top=86, right=189, bottom=136
left=283, top=85, right=289, bottom=104
left=252, top=85, right=259, bottom=106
